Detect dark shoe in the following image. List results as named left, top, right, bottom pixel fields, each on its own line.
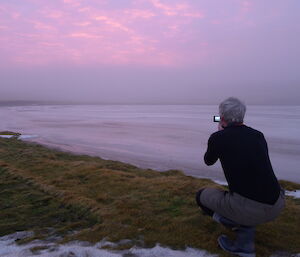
left=212, top=212, right=239, bottom=231
left=218, top=235, right=256, bottom=257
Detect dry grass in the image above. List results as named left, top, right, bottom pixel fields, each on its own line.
left=0, top=136, right=299, bottom=256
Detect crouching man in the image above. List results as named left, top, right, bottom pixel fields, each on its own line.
left=196, top=97, right=285, bottom=257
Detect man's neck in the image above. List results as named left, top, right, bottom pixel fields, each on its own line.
left=222, top=122, right=244, bottom=129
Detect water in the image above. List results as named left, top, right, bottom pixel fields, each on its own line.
left=0, top=104, right=299, bottom=183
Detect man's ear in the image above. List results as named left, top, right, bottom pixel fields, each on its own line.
left=220, top=116, right=227, bottom=126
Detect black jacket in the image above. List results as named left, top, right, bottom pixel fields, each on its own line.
left=204, top=124, right=280, bottom=205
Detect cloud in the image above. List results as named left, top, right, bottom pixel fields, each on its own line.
left=0, top=25, right=8, bottom=30
left=232, top=0, right=255, bottom=24
left=149, top=0, right=204, bottom=18
left=42, top=10, right=64, bottom=19
left=241, top=1, right=252, bottom=13
left=94, top=15, right=131, bottom=32
left=31, top=21, right=56, bottom=31
left=2, top=0, right=297, bottom=71
left=124, top=9, right=156, bottom=19
left=40, top=42, right=64, bottom=47
left=78, top=7, right=91, bottom=12
left=62, top=0, right=81, bottom=7
left=68, top=32, right=101, bottom=39
left=0, top=5, right=21, bottom=19
left=0, top=0, right=206, bottom=67
left=74, top=21, right=91, bottom=26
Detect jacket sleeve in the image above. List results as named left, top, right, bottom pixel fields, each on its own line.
left=204, top=135, right=219, bottom=166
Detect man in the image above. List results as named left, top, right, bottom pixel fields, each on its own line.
left=196, top=97, right=285, bottom=257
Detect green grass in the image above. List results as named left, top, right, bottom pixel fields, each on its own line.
left=0, top=166, right=97, bottom=241
left=0, top=136, right=299, bottom=256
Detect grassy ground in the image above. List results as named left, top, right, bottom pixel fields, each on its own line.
left=0, top=136, right=300, bottom=256
left=0, top=168, right=97, bottom=240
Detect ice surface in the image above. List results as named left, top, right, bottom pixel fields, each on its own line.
left=0, top=104, right=299, bottom=182
left=212, top=180, right=300, bottom=199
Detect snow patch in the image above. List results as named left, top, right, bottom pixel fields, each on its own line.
left=0, top=135, right=15, bottom=138
left=285, top=190, right=300, bottom=199
left=0, top=135, right=38, bottom=139
left=20, top=135, right=39, bottom=139
left=0, top=232, right=218, bottom=257
left=212, top=179, right=228, bottom=186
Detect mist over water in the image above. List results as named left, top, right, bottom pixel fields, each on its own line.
left=1, top=104, right=299, bottom=183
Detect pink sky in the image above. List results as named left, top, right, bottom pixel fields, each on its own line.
left=0, top=0, right=299, bottom=104
left=1, top=0, right=293, bottom=67
left=1, top=0, right=206, bottom=67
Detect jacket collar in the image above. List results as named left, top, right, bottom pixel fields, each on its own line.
left=222, top=123, right=244, bottom=129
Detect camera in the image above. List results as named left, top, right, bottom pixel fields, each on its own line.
left=213, top=116, right=220, bottom=122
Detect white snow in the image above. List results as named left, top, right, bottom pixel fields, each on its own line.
left=285, top=190, right=300, bottom=199
left=0, top=232, right=218, bottom=257
left=0, top=135, right=38, bottom=139
left=19, top=135, right=38, bottom=139
left=212, top=179, right=228, bottom=186
left=2, top=231, right=299, bottom=257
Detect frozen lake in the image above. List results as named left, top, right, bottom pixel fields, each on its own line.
left=1, top=104, right=299, bottom=183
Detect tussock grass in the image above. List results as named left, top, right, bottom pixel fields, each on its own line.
left=0, top=136, right=299, bottom=256
left=0, top=166, right=97, bottom=241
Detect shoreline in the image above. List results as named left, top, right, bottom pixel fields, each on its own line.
left=24, top=136, right=300, bottom=185
left=1, top=132, right=300, bottom=192
left=19, top=138, right=300, bottom=199
left=2, top=132, right=300, bottom=191
left=23, top=136, right=229, bottom=183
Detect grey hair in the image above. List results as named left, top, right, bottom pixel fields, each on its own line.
left=219, top=97, right=246, bottom=123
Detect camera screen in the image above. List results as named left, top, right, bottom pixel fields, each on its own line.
left=213, top=116, right=220, bottom=122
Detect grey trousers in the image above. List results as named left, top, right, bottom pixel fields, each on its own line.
left=199, top=188, right=285, bottom=227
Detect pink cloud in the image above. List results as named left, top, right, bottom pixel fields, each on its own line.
left=211, top=19, right=221, bottom=25
left=41, top=10, right=64, bottom=19
left=0, top=5, right=21, bottom=19
left=241, top=1, right=252, bottom=13
left=74, top=21, right=91, bottom=26
left=40, top=42, right=64, bottom=47
left=0, top=25, right=8, bottom=30
left=68, top=32, right=101, bottom=39
left=78, top=7, right=91, bottom=12
left=94, top=15, right=132, bottom=32
left=0, top=0, right=209, bottom=67
left=124, top=9, right=156, bottom=19
left=62, top=0, right=81, bottom=7
left=232, top=0, right=255, bottom=24
left=149, top=0, right=204, bottom=18
left=31, top=21, right=56, bottom=31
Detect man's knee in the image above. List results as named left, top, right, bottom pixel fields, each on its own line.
left=195, top=188, right=206, bottom=207
left=195, top=187, right=214, bottom=216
